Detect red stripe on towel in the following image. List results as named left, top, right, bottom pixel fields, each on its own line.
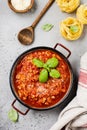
left=82, top=124, right=87, bottom=128
left=79, top=69, right=87, bottom=85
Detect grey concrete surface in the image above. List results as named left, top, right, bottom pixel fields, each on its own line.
left=0, top=0, right=87, bottom=130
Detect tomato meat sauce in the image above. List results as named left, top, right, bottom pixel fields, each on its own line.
left=13, top=49, right=71, bottom=108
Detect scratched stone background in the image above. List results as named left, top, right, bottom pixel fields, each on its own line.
left=0, top=0, right=87, bottom=130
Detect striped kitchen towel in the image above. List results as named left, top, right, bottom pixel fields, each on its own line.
left=49, top=52, right=87, bottom=130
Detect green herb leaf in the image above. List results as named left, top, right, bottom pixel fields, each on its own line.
left=8, top=109, right=18, bottom=122
left=43, top=63, right=51, bottom=72
left=42, top=24, right=54, bottom=32
left=50, top=69, right=60, bottom=78
left=33, top=58, right=44, bottom=68
left=39, top=69, right=48, bottom=83
left=70, top=25, right=79, bottom=33
left=46, top=57, right=58, bottom=68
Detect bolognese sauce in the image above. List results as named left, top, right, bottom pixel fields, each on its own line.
left=13, top=49, right=71, bottom=108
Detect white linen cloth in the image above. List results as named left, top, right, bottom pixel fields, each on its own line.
left=50, top=52, right=87, bottom=130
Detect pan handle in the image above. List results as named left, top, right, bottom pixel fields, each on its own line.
left=12, top=99, right=30, bottom=115
left=54, top=43, right=71, bottom=59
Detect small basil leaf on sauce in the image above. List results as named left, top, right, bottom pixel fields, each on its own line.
left=46, top=57, right=58, bottom=68
left=42, top=24, right=54, bottom=32
left=39, top=69, right=48, bottom=83
left=43, top=63, right=51, bottom=72
left=8, top=109, right=18, bottom=122
left=49, top=69, right=60, bottom=78
left=33, top=58, right=44, bottom=68
left=70, top=25, right=79, bottom=33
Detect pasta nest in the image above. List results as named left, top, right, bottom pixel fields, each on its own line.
left=76, top=4, right=87, bottom=24
left=56, top=0, right=80, bottom=13
left=60, top=17, right=83, bottom=40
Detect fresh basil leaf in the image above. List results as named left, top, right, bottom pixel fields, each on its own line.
left=43, top=63, right=51, bottom=72
left=46, top=57, right=58, bottom=68
left=50, top=69, right=60, bottom=78
left=39, top=69, right=48, bottom=83
left=42, top=24, right=54, bottom=32
left=33, top=58, right=44, bottom=68
left=8, top=109, right=18, bottom=122
left=70, top=25, right=79, bottom=33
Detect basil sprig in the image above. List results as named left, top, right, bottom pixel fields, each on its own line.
left=8, top=109, right=19, bottom=122
left=39, top=69, right=48, bottom=83
left=70, top=25, right=79, bottom=33
left=42, top=24, right=54, bottom=32
left=33, top=58, right=44, bottom=68
left=33, top=57, right=61, bottom=83
left=46, top=57, right=59, bottom=68
left=50, top=69, right=60, bottom=78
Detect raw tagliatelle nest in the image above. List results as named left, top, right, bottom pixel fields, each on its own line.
left=56, top=0, right=80, bottom=13
left=60, top=17, right=83, bottom=40
left=76, top=4, right=87, bottom=24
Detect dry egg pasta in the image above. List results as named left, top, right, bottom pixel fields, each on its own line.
left=60, top=17, right=83, bottom=40
left=56, top=0, right=80, bottom=13
left=76, top=4, right=87, bottom=24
